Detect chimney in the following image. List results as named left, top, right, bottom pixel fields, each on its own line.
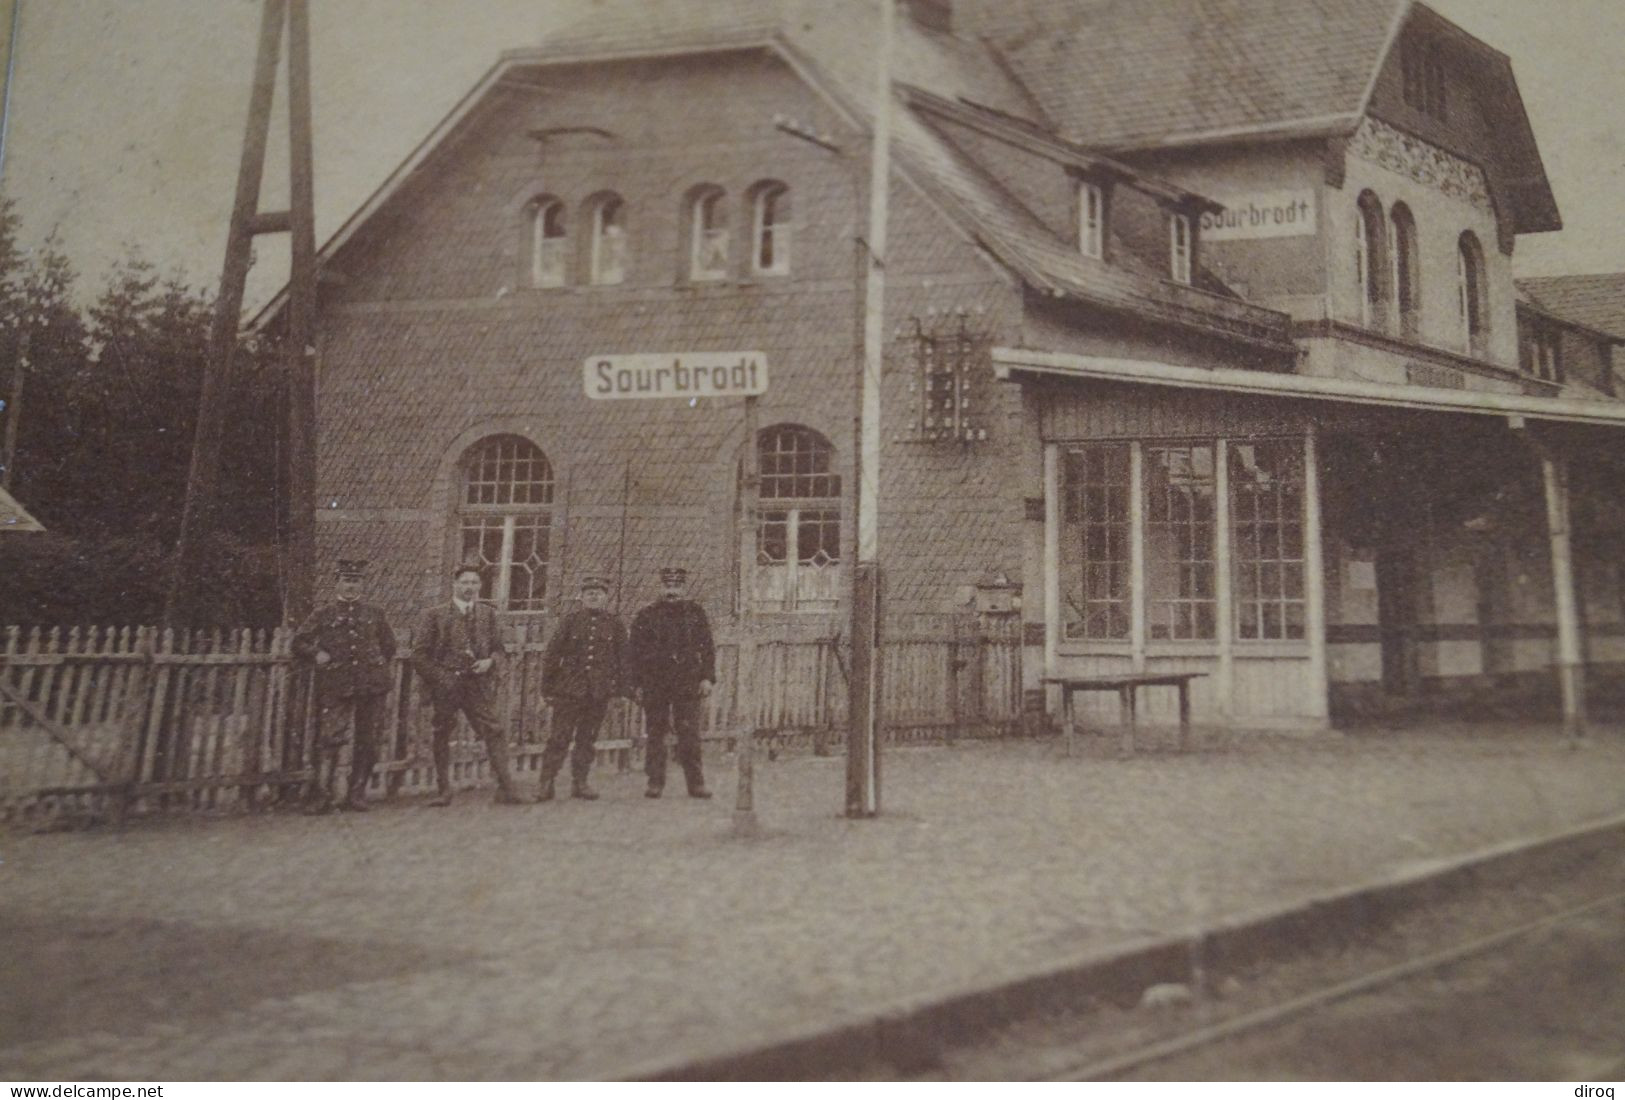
left=902, top=0, right=952, bottom=34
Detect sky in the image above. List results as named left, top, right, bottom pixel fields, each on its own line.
left=1, top=0, right=1622, bottom=309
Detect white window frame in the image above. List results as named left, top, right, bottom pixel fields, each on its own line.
left=1169, top=212, right=1192, bottom=285
left=530, top=199, right=568, bottom=288
left=752, top=426, right=840, bottom=612
left=751, top=183, right=792, bottom=276
left=590, top=195, right=627, bottom=286
left=1457, top=233, right=1486, bottom=355
left=1078, top=181, right=1104, bottom=259
left=689, top=188, right=729, bottom=282
left=458, top=437, right=555, bottom=614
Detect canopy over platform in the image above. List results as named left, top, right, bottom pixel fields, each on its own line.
left=992, top=349, right=1625, bottom=429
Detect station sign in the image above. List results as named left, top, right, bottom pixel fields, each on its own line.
left=1200, top=189, right=1317, bottom=240
left=583, top=352, right=769, bottom=400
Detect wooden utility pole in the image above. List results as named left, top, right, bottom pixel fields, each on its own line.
left=165, top=0, right=319, bottom=627
left=847, top=0, right=893, bottom=818
left=734, top=394, right=760, bottom=837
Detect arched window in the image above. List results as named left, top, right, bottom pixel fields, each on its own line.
left=1457, top=231, right=1488, bottom=355
left=749, top=181, right=791, bottom=276
left=587, top=192, right=627, bottom=285
left=528, top=197, right=568, bottom=288
left=1390, top=202, right=1420, bottom=339
left=753, top=425, right=841, bottom=611
left=686, top=185, right=729, bottom=281
left=1355, top=191, right=1388, bottom=329
left=458, top=435, right=554, bottom=612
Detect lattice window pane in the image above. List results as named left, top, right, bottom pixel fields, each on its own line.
left=1145, top=444, right=1216, bottom=640
left=1231, top=440, right=1307, bottom=641
left=1061, top=445, right=1130, bottom=640
left=459, top=437, right=554, bottom=612
left=459, top=516, right=507, bottom=602
left=505, top=516, right=551, bottom=612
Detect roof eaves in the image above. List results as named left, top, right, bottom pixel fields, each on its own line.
left=1100, top=111, right=1365, bottom=155
left=903, top=85, right=1224, bottom=212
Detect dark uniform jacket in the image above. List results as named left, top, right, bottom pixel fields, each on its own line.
left=542, top=609, right=628, bottom=701
left=292, top=599, right=397, bottom=699
left=629, top=598, right=716, bottom=698
left=411, top=602, right=507, bottom=695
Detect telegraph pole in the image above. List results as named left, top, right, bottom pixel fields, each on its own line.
left=847, top=0, right=893, bottom=818
left=165, top=0, right=319, bottom=627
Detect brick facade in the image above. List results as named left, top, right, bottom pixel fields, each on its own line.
left=314, top=49, right=1028, bottom=629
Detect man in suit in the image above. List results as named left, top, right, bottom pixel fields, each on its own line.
left=411, top=565, right=524, bottom=807
left=292, top=559, right=396, bottom=813
left=629, top=566, right=715, bottom=799
left=539, top=574, right=627, bottom=801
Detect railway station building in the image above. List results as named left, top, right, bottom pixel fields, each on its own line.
left=276, top=0, right=1625, bottom=731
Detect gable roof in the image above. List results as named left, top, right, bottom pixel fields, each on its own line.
left=968, top=0, right=1558, bottom=233
left=257, top=0, right=1292, bottom=350
left=1519, top=275, right=1625, bottom=342
left=970, top=0, right=1406, bottom=149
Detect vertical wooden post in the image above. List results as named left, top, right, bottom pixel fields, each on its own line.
left=1214, top=438, right=1233, bottom=721
left=1043, top=443, right=1064, bottom=750
left=1129, top=442, right=1146, bottom=674
left=283, top=0, right=318, bottom=625
left=734, top=395, right=760, bottom=837
left=847, top=0, right=893, bottom=819
left=1540, top=449, right=1586, bottom=739
left=165, top=0, right=289, bottom=628
left=1304, top=425, right=1330, bottom=722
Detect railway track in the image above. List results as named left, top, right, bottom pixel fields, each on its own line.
left=1043, top=889, right=1625, bottom=1081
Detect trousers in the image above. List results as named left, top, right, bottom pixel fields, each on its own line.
left=543, top=695, right=610, bottom=783
left=643, top=691, right=704, bottom=790
left=428, top=675, right=518, bottom=797
left=314, top=690, right=387, bottom=801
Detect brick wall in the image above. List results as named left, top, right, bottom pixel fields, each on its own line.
left=313, top=48, right=1028, bottom=631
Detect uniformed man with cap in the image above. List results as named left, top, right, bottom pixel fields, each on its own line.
left=292, top=559, right=397, bottom=812
left=539, top=573, right=628, bottom=800
left=629, top=566, right=715, bottom=799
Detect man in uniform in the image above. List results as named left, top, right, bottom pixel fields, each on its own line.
left=411, top=565, right=525, bottom=807
left=629, top=566, right=715, bottom=799
left=292, top=559, right=396, bottom=813
left=539, top=574, right=627, bottom=801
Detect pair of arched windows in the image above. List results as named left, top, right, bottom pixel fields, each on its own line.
left=456, top=425, right=838, bottom=613
left=525, top=182, right=792, bottom=290
left=1354, top=190, right=1487, bottom=354
left=684, top=181, right=792, bottom=282
left=526, top=193, right=627, bottom=289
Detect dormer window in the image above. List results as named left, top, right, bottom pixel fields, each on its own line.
left=1169, top=212, right=1193, bottom=285
left=1078, top=181, right=1105, bottom=259
left=750, top=181, right=792, bottom=276
left=686, top=185, right=729, bottom=281
left=528, top=197, right=568, bottom=288
left=1521, top=317, right=1564, bottom=384
left=587, top=192, right=627, bottom=285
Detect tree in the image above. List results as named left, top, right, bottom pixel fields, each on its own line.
left=0, top=211, right=284, bottom=626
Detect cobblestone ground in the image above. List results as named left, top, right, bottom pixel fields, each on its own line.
left=2, top=723, right=1624, bottom=1080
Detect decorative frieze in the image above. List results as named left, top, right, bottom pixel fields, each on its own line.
left=1348, top=116, right=1492, bottom=212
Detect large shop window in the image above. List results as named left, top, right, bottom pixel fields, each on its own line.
left=1060, top=439, right=1307, bottom=645
left=1230, top=442, right=1306, bottom=641
left=458, top=436, right=554, bottom=613
left=753, top=425, right=841, bottom=611
left=1060, top=445, right=1130, bottom=640
left=1144, top=445, right=1217, bottom=640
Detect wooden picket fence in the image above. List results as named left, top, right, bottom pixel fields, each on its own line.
left=0, top=616, right=1027, bottom=822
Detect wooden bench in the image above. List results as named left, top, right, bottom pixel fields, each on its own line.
left=1041, top=672, right=1206, bottom=757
